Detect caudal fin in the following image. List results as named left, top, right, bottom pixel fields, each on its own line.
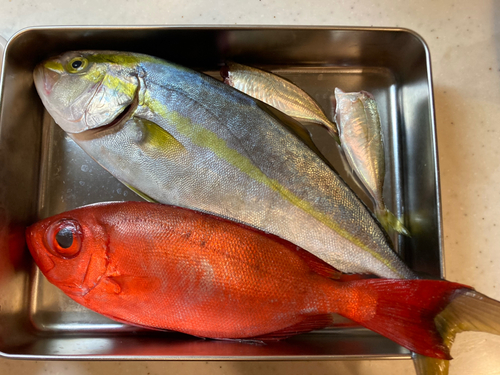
left=342, top=279, right=473, bottom=359
left=412, top=353, right=449, bottom=375
left=411, top=289, right=500, bottom=375
left=338, top=280, right=500, bottom=374
left=435, top=289, right=500, bottom=346
left=375, top=206, right=411, bottom=237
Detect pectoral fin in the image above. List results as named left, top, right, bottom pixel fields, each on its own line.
left=101, top=274, right=163, bottom=296
left=135, top=118, right=186, bottom=158
left=121, top=118, right=186, bottom=202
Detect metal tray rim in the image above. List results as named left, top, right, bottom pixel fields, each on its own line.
left=0, top=25, right=441, bottom=360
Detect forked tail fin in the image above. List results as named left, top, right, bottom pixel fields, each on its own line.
left=411, top=289, right=500, bottom=375
left=435, top=289, right=500, bottom=346
left=343, top=280, right=500, bottom=374
left=342, top=280, right=472, bottom=359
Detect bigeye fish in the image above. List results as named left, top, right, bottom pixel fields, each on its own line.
left=33, top=51, right=413, bottom=279
left=221, top=61, right=339, bottom=143
left=26, top=201, right=500, bottom=375
left=334, top=88, right=410, bottom=237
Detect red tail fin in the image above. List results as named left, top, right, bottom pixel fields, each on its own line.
left=342, top=279, right=472, bottom=359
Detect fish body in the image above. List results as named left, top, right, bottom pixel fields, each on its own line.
left=335, top=88, right=410, bottom=237
left=26, top=201, right=493, bottom=361
left=33, top=51, right=413, bottom=279
left=221, top=61, right=339, bottom=142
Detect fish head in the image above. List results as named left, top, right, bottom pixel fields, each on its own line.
left=33, top=51, right=141, bottom=134
left=333, top=88, right=375, bottom=131
left=26, top=207, right=110, bottom=297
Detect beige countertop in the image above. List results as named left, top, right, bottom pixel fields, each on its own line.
left=1, top=0, right=500, bottom=374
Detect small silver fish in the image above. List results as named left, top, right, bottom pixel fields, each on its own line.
left=221, top=62, right=339, bottom=143
left=334, top=88, right=410, bottom=237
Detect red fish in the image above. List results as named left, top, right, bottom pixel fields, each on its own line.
left=25, top=202, right=500, bottom=361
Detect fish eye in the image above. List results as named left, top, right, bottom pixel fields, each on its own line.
left=46, top=219, right=83, bottom=258
left=56, top=227, right=74, bottom=248
left=71, top=60, right=83, bottom=69
left=66, top=57, right=89, bottom=74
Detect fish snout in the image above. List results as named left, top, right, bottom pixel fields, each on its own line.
left=25, top=225, right=56, bottom=273
left=34, top=64, right=62, bottom=96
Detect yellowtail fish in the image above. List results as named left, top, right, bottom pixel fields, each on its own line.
left=33, top=51, right=415, bottom=279
left=334, top=88, right=410, bottom=237
left=221, top=61, right=339, bottom=143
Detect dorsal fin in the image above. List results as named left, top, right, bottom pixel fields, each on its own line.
left=291, top=245, right=342, bottom=279
left=292, top=245, right=378, bottom=281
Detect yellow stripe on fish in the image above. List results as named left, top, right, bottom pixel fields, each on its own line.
left=146, top=94, right=399, bottom=276
left=80, top=66, right=400, bottom=276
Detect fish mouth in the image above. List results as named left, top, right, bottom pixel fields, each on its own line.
left=34, top=63, right=62, bottom=97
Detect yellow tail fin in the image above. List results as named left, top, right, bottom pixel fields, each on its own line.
left=412, top=289, right=500, bottom=375
left=436, top=289, right=500, bottom=347
left=376, top=207, right=411, bottom=237
left=412, top=353, right=449, bottom=375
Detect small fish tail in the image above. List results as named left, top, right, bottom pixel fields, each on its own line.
left=375, top=206, right=411, bottom=237
left=341, top=279, right=476, bottom=360
left=326, top=126, right=341, bottom=145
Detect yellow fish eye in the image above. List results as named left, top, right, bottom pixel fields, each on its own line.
left=66, top=57, right=89, bottom=73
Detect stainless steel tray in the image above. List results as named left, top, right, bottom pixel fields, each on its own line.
left=0, top=26, right=441, bottom=360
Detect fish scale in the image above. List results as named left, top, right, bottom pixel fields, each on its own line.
left=34, top=51, right=415, bottom=279
left=85, top=204, right=338, bottom=337
left=26, top=201, right=489, bottom=361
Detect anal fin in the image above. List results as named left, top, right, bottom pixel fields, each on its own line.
left=122, top=182, right=158, bottom=203
left=249, top=314, right=334, bottom=341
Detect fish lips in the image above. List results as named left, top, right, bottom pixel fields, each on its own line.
left=34, top=64, right=61, bottom=96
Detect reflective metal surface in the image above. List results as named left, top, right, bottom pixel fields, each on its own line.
left=0, top=35, right=5, bottom=68
left=0, top=26, right=440, bottom=360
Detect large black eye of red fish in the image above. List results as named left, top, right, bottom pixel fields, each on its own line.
left=46, top=219, right=83, bottom=258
